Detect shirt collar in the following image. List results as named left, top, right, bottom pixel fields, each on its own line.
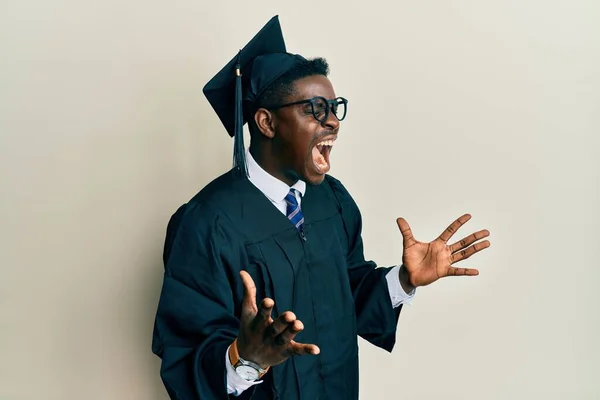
left=246, top=149, right=306, bottom=202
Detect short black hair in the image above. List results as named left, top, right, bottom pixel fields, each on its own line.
left=247, top=57, right=330, bottom=137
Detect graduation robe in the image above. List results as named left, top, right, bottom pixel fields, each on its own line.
left=152, top=171, right=402, bottom=400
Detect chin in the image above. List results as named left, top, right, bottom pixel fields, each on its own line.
left=303, top=172, right=327, bottom=186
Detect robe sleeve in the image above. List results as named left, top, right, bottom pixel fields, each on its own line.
left=326, top=176, right=402, bottom=353
left=151, top=202, right=255, bottom=400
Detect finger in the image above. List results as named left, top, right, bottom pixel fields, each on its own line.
left=240, top=270, right=258, bottom=317
left=446, top=267, right=479, bottom=277
left=267, top=311, right=296, bottom=338
left=438, top=214, right=471, bottom=243
left=448, top=229, right=490, bottom=253
left=253, top=297, right=275, bottom=327
left=287, top=340, right=321, bottom=357
left=450, top=240, right=491, bottom=263
left=396, top=217, right=417, bottom=248
left=277, top=319, right=304, bottom=345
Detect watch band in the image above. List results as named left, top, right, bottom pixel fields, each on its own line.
left=229, top=339, right=269, bottom=379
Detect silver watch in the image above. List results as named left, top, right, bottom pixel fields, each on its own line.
left=234, top=356, right=267, bottom=381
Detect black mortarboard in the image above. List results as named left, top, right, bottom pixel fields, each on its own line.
left=203, top=15, right=306, bottom=177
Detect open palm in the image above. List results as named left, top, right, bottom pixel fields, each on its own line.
left=397, top=214, right=490, bottom=287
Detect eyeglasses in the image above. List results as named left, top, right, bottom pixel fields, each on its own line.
left=267, top=96, right=348, bottom=123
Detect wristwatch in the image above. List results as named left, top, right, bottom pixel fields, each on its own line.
left=229, top=339, right=269, bottom=381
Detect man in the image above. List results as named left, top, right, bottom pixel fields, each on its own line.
left=151, top=15, right=490, bottom=400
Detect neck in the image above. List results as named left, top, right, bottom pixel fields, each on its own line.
left=249, top=142, right=297, bottom=187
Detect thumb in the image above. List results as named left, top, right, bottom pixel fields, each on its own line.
left=240, top=270, right=258, bottom=318
left=396, top=217, right=416, bottom=248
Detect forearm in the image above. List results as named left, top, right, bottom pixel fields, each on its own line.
left=158, top=336, right=232, bottom=400
left=153, top=272, right=242, bottom=399
left=352, top=266, right=402, bottom=351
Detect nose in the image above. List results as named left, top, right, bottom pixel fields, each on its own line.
left=322, top=108, right=340, bottom=131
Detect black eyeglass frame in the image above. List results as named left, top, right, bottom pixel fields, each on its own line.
left=266, top=96, right=348, bottom=123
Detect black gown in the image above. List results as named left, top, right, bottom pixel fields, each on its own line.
left=152, top=171, right=403, bottom=400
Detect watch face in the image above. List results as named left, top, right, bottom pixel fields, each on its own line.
left=235, top=365, right=259, bottom=381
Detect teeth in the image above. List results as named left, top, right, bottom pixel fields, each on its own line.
left=317, top=140, right=335, bottom=147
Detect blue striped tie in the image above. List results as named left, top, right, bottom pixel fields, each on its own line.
left=285, top=189, right=304, bottom=232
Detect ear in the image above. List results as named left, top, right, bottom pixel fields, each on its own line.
left=253, top=108, right=276, bottom=139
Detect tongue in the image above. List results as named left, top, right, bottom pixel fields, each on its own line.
left=312, top=146, right=328, bottom=173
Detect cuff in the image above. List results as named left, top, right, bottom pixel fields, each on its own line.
left=225, top=344, right=263, bottom=396
left=386, top=266, right=416, bottom=308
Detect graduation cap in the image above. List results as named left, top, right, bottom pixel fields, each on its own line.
left=203, top=15, right=306, bottom=177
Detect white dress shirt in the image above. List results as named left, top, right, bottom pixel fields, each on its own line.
left=226, top=150, right=416, bottom=395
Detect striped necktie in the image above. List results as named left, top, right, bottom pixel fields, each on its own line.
left=285, top=189, right=304, bottom=232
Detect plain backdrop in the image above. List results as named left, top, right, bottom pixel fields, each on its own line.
left=1, top=0, right=599, bottom=399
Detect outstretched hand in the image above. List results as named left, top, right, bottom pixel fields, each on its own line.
left=396, top=214, right=490, bottom=288
left=236, top=271, right=320, bottom=369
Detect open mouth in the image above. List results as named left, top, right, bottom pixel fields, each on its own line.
left=311, top=136, right=336, bottom=175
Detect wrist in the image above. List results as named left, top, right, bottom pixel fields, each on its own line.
left=398, top=264, right=416, bottom=294
left=229, top=339, right=270, bottom=381
left=233, top=339, right=270, bottom=369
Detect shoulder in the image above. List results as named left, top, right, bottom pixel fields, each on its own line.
left=321, top=175, right=368, bottom=241
left=188, top=170, right=243, bottom=207
left=169, top=172, right=236, bottom=226
left=324, top=174, right=359, bottom=210
left=162, top=171, right=244, bottom=263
